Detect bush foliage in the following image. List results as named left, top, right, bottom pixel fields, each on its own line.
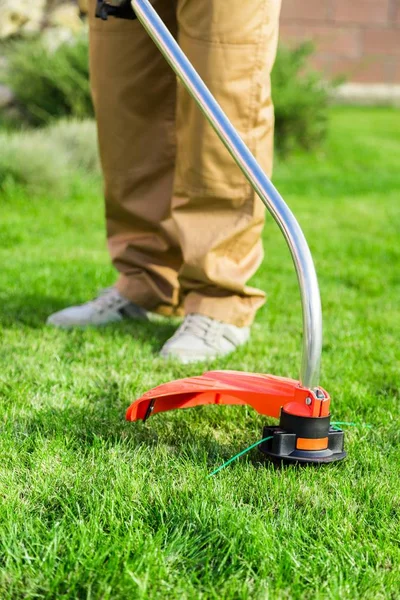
left=272, top=42, right=336, bottom=154
left=2, top=34, right=334, bottom=154
left=0, top=120, right=99, bottom=195
left=3, top=34, right=93, bottom=126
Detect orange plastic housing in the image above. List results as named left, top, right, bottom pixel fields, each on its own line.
left=126, top=370, right=330, bottom=422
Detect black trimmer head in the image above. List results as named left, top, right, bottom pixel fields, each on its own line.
left=259, top=409, right=346, bottom=465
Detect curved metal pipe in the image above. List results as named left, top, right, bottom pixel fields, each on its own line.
left=131, top=0, right=322, bottom=389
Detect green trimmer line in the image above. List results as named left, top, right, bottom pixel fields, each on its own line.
left=96, top=0, right=346, bottom=465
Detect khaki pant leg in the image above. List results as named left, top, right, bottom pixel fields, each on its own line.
left=174, top=0, right=281, bottom=326
left=89, top=0, right=182, bottom=314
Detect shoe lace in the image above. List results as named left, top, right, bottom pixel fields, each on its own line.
left=89, top=287, right=126, bottom=312
left=175, top=314, right=220, bottom=344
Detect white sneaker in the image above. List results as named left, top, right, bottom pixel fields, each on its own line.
left=46, top=287, right=148, bottom=328
left=160, top=313, right=250, bottom=363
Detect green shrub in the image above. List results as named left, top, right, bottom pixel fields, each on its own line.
left=2, top=34, right=334, bottom=154
left=3, top=33, right=93, bottom=126
left=0, top=119, right=99, bottom=195
left=45, top=119, right=100, bottom=173
left=0, top=131, right=68, bottom=195
left=272, top=42, right=337, bottom=154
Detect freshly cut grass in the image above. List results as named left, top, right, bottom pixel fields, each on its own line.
left=0, top=107, right=399, bottom=599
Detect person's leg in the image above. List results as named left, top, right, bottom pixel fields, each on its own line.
left=173, top=0, right=281, bottom=328
left=48, top=0, right=183, bottom=327
left=89, top=0, right=182, bottom=314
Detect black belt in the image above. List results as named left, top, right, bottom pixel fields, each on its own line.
left=95, top=0, right=137, bottom=20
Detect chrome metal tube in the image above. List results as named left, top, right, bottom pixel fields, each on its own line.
left=131, top=0, right=322, bottom=389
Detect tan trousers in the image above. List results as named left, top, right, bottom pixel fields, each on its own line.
left=89, top=0, right=281, bottom=327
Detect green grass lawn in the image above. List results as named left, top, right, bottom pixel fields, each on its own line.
left=1, top=107, right=399, bottom=599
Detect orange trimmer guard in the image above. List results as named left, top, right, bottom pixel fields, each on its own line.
left=126, top=370, right=330, bottom=422
left=126, top=370, right=346, bottom=464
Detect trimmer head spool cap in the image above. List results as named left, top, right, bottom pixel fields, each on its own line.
left=259, top=409, right=346, bottom=465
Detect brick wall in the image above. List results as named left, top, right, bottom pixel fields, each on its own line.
left=280, top=0, right=400, bottom=84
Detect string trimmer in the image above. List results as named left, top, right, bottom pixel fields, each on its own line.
left=96, top=0, right=346, bottom=465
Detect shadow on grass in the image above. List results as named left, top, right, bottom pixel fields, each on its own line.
left=8, top=390, right=277, bottom=471
left=18, top=402, right=336, bottom=475
left=0, top=292, right=178, bottom=350
left=0, top=294, right=69, bottom=328
left=11, top=405, right=233, bottom=466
